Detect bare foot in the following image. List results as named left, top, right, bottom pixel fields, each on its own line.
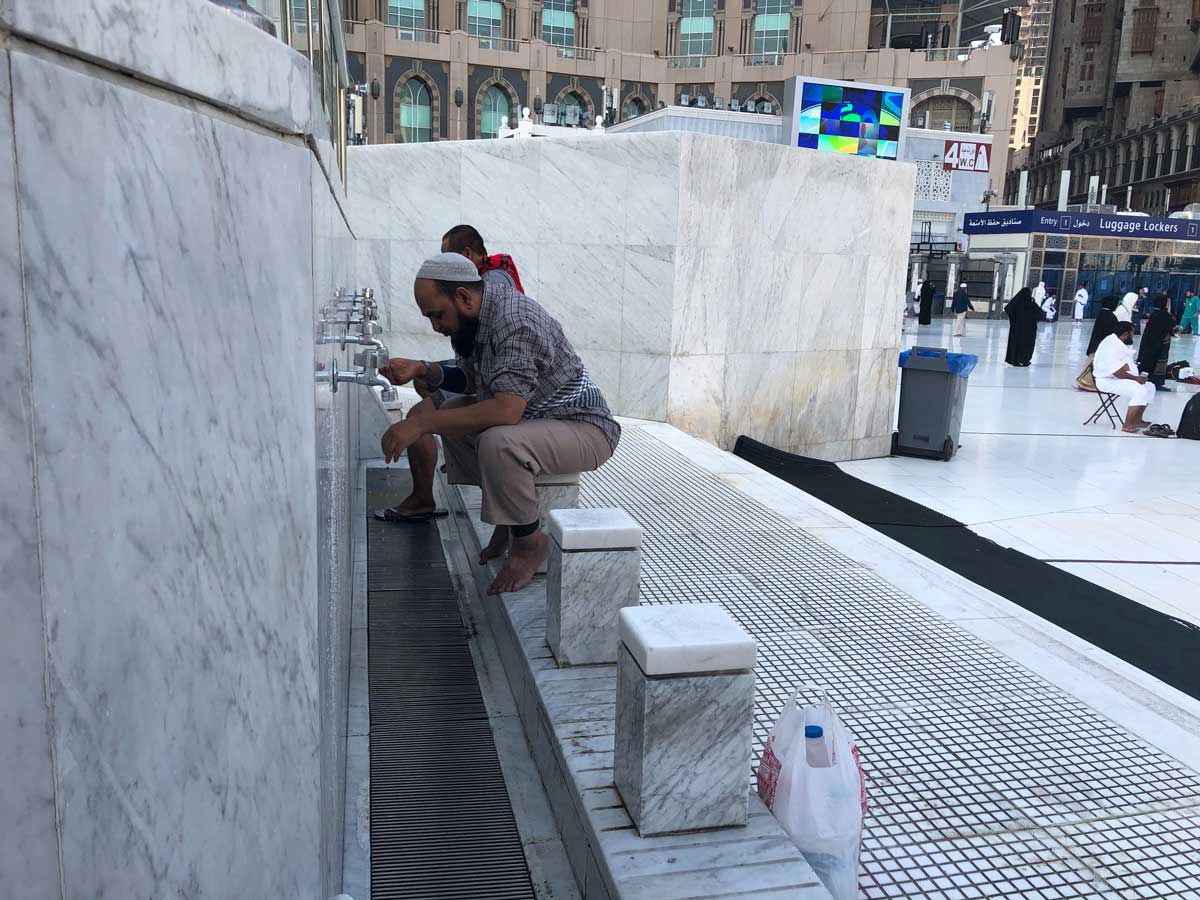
left=392, top=493, right=437, bottom=516
left=487, top=531, right=549, bottom=595
left=480, top=525, right=511, bottom=566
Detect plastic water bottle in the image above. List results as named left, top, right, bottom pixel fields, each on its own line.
left=805, top=724, right=832, bottom=768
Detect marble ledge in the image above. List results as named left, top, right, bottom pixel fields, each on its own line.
left=3, top=0, right=313, bottom=136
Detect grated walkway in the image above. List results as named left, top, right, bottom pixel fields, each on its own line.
left=578, top=426, right=1200, bottom=900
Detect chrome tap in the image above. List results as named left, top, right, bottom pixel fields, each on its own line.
left=318, top=320, right=386, bottom=352
left=315, top=355, right=398, bottom=402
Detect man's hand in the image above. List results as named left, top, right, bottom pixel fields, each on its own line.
left=380, top=358, right=427, bottom=386
left=381, top=418, right=426, bottom=463
left=1136, top=375, right=1148, bottom=385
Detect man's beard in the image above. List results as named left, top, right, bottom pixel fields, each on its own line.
left=450, top=316, right=479, bottom=358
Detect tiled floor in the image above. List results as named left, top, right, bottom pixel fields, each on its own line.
left=843, top=317, right=1200, bottom=627
left=579, top=424, right=1200, bottom=899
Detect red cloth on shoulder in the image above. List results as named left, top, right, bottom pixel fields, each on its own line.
left=478, top=253, right=525, bottom=294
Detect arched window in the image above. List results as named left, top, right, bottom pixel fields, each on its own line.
left=542, top=0, right=576, bottom=47
left=678, top=0, right=714, bottom=62
left=398, top=78, right=432, bottom=143
left=624, top=97, right=646, bottom=120
left=910, top=96, right=973, bottom=131
left=560, top=90, right=587, bottom=126
left=481, top=84, right=511, bottom=138
left=753, top=0, right=788, bottom=60
left=747, top=96, right=774, bottom=113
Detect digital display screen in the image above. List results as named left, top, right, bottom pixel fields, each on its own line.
left=796, top=82, right=905, bottom=160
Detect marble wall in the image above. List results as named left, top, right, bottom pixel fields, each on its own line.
left=0, top=3, right=359, bottom=897
left=348, top=131, right=912, bottom=461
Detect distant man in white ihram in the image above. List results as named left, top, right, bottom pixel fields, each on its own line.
left=1092, top=321, right=1155, bottom=433
left=1073, top=284, right=1089, bottom=322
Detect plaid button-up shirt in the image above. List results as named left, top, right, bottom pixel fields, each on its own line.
left=473, top=280, right=620, bottom=451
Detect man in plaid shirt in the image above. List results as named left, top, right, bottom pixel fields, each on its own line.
left=381, top=253, right=620, bottom=594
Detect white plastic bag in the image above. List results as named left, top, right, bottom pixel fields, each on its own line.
left=756, top=689, right=866, bottom=900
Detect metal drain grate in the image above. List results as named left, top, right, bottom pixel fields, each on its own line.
left=367, top=468, right=536, bottom=900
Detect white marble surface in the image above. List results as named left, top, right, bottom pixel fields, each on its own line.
left=0, top=45, right=60, bottom=893
left=547, top=546, right=641, bottom=665
left=618, top=605, right=756, bottom=675
left=1, top=0, right=313, bottom=135
left=347, top=132, right=911, bottom=461
left=548, top=507, right=642, bottom=550
left=534, top=483, right=581, bottom=575
left=614, top=645, right=754, bottom=835
left=5, top=41, right=334, bottom=898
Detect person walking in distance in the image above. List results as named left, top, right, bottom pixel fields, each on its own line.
left=918, top=279, right=935, bottom=325
left=1073, top=283, right=1089, bottom=323
left=951, top=282, right=973, bottom=337
left=1004, top=287, right=1040, bottom=367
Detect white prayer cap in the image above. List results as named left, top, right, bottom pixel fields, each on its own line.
left=415, top=252, right=481, bottom=282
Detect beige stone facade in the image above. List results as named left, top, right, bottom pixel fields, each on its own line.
left=333, top=0, right=1019, bottom=176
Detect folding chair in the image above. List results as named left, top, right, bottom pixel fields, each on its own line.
left=1084, top=391, right=1122, bottom=429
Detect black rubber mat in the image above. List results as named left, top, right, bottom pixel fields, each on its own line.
left=733, top=435, right=1200, bottom=701
left=367, top=468, right=535, bottom=900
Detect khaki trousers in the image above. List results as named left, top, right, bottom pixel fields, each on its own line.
left=439, top=397, right=613, bottom=526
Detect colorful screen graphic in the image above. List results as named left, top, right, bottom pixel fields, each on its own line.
left=796, top=82, right=904, bottom=160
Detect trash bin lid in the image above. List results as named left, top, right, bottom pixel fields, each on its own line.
left=899, top=348, right=978, bottom=378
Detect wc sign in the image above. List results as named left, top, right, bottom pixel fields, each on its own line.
left=943, top=139, right=991, bottom=172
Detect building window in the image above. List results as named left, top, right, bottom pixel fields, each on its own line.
left=1154, top=89, right=1165, bottom=117
left=1082, top=1, right=1104, bottom=42
left=753, top=0, right=788, bottom=58
left=678, top=0, right=714, bottom=60
left=1131, top=6, right=1158, bottom=53
left=291, top=0, right=309, bottom=30
left=542, top=0, right=576, bottom=47
left=560, top=90, right=588, bottom=124
left=398, top=78, right=432, bottom=143
left=624, top=97, right=647, bottom=119
left=468, top=0, right=503, bottom=42
left=389, top=0, right=425, bottom=29
left=481, top=84, right=511, bottom=137
left=911, top=96, right=974, bottom=131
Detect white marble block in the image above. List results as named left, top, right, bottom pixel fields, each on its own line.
left=614, top=605, right=757, bottom=836
left=534, top=472, right=580, bottom=574
left=546, top=508, right=642, bottom=666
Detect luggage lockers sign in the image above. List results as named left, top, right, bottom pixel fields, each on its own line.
left=943, top=139, right=991, bottom=172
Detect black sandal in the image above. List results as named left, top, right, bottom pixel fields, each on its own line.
left=373, top=507, right=449, bottom=523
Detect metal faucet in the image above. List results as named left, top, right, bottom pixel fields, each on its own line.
left=315, top=351, right=398, bottom=402
left=318, top=320, right=386, bottom=352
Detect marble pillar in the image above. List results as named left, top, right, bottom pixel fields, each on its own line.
left=533, top=474, right=581, bottom=575
left=613, top=605, right=757, bottom=836
left=546, top=508, right=642, bottom=666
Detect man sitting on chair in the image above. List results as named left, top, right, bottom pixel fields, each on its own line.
left=1093, top=321, right=1156, bottom=433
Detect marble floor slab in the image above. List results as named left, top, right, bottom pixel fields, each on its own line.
left=842, top=317, right=1200, bottom=627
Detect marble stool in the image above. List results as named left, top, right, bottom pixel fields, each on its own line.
left=614, top=605, right=757, bottom=836
left=533, top=472, right=580, bottom=574
left=546, top=508, right=642, bottom=666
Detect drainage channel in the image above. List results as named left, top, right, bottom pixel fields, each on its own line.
left=367, top=468, right=536, bottom=900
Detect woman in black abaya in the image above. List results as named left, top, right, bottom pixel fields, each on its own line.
left=1137, top=294, right=1178, bottom=388
left=918, top=279, right=935, bottom=325
left=1004, top=287, right=1040, bottom=367
left=1075, top=296, right=1120, bottom=391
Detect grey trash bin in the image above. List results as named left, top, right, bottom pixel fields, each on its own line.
left=893, top=347, right=977, bottom=461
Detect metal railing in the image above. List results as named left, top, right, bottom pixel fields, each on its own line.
left=923, top=46, right=977, bottom=62
left=555, top=46, right=597, bottom=60
left=474, top=35, right=519, bottom=52
left=737, top=51, right=785, bottom=66
left=393, top=25, right=442, bottom=43
left=665, top=54, right=711, bottom=68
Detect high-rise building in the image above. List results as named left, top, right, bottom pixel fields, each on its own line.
left=330, top=0, right=1021, bottom=179
left=1005, top=0, right=1200, bottom=212
left=1008, top=0, right=1054, bottom=150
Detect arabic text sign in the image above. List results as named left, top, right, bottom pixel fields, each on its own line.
left=964, top=209, right=1200, bottom=240
left=944, top=139, right=991, bottom=172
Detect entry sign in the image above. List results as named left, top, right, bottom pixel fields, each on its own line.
left=943, top=139, right=991, bottom=173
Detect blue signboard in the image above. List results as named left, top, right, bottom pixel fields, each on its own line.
left=964, top=209, right=1200, bottom=241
